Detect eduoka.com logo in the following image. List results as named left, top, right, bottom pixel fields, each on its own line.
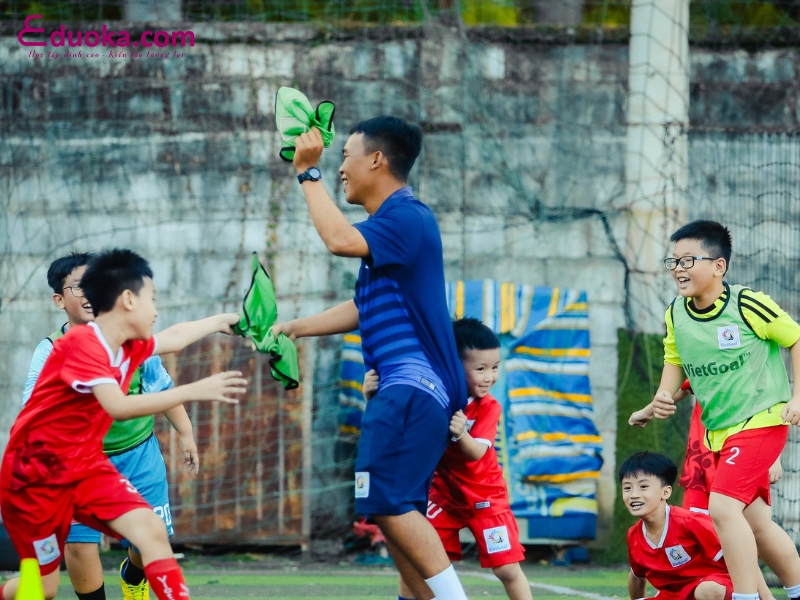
left=684, top=352, right=749, bottom=378
left=18, top=15, right=194, bottom=48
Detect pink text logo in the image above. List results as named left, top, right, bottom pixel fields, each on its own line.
left=18, top=15, right=194, bottom=48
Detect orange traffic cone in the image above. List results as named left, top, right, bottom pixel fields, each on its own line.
left=14, top=559, right=44, bottom=600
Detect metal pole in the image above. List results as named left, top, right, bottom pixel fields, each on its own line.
left=301, top=339, right=316, bottom=554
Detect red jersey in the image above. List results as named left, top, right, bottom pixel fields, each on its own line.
left=429, top=394, right=509, bottom=518
left=1, top=322, right=156, bottom=490
left=679, top=401, right=716, bottom=493
left=628, top=504, right=727, bottom=594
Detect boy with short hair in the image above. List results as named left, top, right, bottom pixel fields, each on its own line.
left=620, top=451, right=733, bottom=600
left=0, top=249, right=247, bottom=600
left=635, top=219, right=800, bottom=600
left=22, top=252, right=200, bottom=600
left=365, top=318, right=531, bottom=600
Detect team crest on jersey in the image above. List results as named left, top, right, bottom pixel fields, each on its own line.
left=665, top=544, right=691, bottom=567
left=354, top=472, right=370, bottom=498
left=717, top=325, right=741, bottom=349
left=33, top=533, right=61, bottom=565
left=483, top=526, right=511, bottom=554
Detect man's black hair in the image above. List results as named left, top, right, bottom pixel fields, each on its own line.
left=47, top=252, right=95, bottom=294
left=350, top=116, right=422, bottom=181
left=618, top=451, right=677, bottom=487
left=453, top=317, right=500, bottom=359
left=670, top=220, right=732, bottom=273
left=80, top=249, right=153, bottom=316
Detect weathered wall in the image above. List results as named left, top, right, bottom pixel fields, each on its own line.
left=2, top=22, right=797, bottom=543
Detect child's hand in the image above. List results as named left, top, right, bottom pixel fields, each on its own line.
left=769, top=458, right=783, bottom=484
left=217, top=312, right=241, bottom=335
left=450, top=410, right=468, bottom=440
left=179, top=433, right=200, bottom=477
left=652, top=390, right=676, bottom=419
left=194, top=371, right=247, bottom=404
left=271, top=321, right=296, bottom=341
left=628, top=404, right=654, bottom=428
left=363, top=369, right=379, bottom=401
left=781, top=397, right=800, bottom=426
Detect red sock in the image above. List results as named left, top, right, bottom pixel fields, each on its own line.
left=0, top=581, right=7, bottom=600
left=144, top=558, right=190, bottom=600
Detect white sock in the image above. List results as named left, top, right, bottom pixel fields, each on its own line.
left=424, top=565, right=468, bottom=600
left=731, top=594, right=759, bottom=600
left=785, top=583, right=800, bottom=598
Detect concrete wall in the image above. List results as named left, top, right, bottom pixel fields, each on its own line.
left=2, top=23, right=797, bottom=542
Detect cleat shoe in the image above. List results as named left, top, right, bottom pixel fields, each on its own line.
left=120, top=559, right=150, bottom=600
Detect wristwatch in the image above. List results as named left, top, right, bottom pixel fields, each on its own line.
left=297, top=167, right=322, bottom=184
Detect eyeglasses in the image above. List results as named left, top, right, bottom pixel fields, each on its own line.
left=663, top=256, right=721, bottom=271
left=62, top=285, right=85, bottom=298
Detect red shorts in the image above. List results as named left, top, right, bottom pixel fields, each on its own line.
left=643, top=572, right=733, bottom=600
left=682, top=488, right=710, bottom=513
left=427, top=501, right=525, bottom=568
left=711, top=425, right=787, bottom=506
left=0, top=461, right=151, bottom=575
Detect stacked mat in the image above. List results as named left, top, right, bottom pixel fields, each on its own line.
left=337, top=280, right=603, bottom=541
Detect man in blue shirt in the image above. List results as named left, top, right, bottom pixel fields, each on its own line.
left=274, top=116, right=468, bottom=600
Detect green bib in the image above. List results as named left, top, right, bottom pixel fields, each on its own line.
left=49, top=327, right=154, bottom=455
left=671, top=283, right=791, bottom=431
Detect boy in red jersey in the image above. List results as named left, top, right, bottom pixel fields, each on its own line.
left=365, top=318, right=531, bottom=600
left=630, top=381, right=783, bottom=515
left=620, top=451, right=733, bottom=600
left=0, top=249, right=247, bottom=600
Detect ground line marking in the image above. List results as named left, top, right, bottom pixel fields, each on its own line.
left=462, top=569, right=617, bottom=600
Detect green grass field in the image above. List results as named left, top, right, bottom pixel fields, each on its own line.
left=55, top=564, right=631, bottom=600
left=2, top=550, right=788, bottom=599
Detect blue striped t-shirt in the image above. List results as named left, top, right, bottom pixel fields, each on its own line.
left=353, top=186, right=466, bottom=414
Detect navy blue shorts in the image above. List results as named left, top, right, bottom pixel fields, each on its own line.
left=355, top=384, right=450, bottom=516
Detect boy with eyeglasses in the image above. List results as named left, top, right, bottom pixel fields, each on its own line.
left=633, top=220, right=800, bottom=600
left=22, top=252, right=201, bottom=600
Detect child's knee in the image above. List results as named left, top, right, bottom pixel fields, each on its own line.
left=42, top=569, right=62, bottom=599
left=65, top=542, right=95, bottom=561
left=693, top=581, right=727, bottom=600
left=708, top=494, right=743, bottom=526
left=492, top=563, right=523, bottom=585
left=144, top=517, right=171, bottom=544
left=128, top=511, right=170, bottom=548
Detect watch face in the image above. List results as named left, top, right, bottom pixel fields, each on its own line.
left=309, top=167, right=321, bottom=179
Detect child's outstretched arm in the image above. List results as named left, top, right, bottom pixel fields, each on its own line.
left=155, top=313, right=240, bottom=355
left=629, top=380, right=690, bottom=427
left=163, top=405, right=200, bottom=475
left=650, top=363, right=686, bottom=420
left=93, top=371, right=246, bottom=420
left=781, top=341, right=800, bottom=425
